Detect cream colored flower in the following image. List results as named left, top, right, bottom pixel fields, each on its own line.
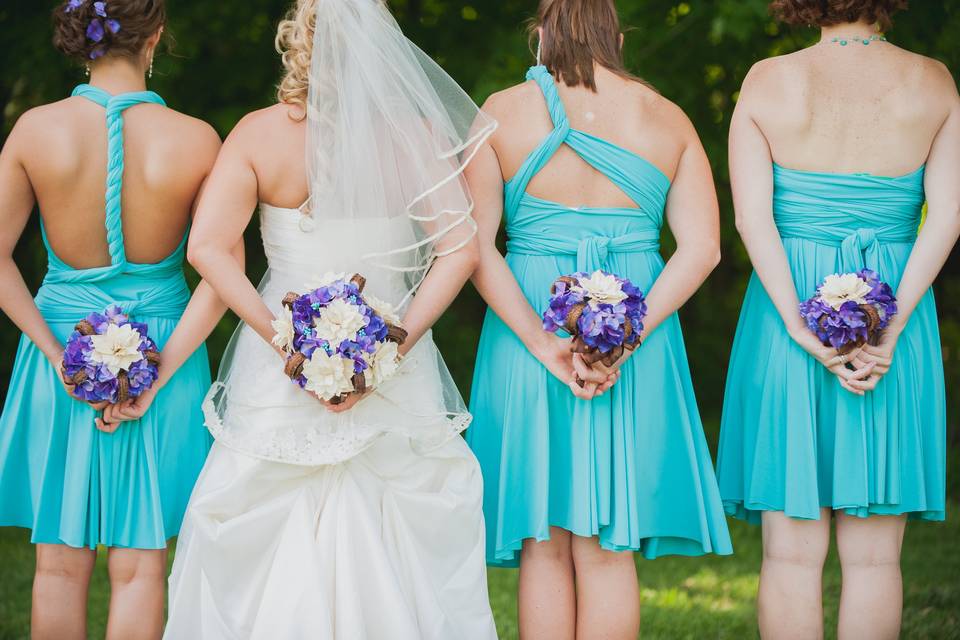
left=313, top=298, right=367, bottom=347
left=301, top=349, right=355, bottom=401
left=364, top=341, right=401, bottom=387
left=364, top=294, right=402, bottom=326
left=89, top=324, right=144, bottom=375
left=271, top=307, right=295, bottom=352
left=304, top=271, right=347, bottom=290
left=576, top=270, right=628, bottom=306
left=820, top=273, right=873, bottom=310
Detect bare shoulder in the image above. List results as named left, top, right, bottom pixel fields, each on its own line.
left=913, top=53, right=959, bottom=102
left=631, top=81, right=699, bottom=143
left=152, top=107, right=221, bottom=161
left=738, top=53, right=802, bottom=102
left=482, top=81, right=543, bottom=120
left=5, top=99, right=77, bottom=149
left=224, top=103, right=301, bottom=150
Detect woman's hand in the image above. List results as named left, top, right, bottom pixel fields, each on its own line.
left=848, top=330, right=899, bottom=392
left=788, top=325, right=875, bottom=396
left=95, top=384, right=162, bottom=433
left=531, top=334, right=610, bottom=400
left=319, top=389, right=369, bottom=414
left=54, top=357, right=109, bottom=412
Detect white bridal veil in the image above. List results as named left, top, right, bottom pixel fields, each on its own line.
left=202, top=0, right=496, bottom=465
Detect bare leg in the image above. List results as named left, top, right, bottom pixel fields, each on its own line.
left=105, top=547, right=167, bottom=640
left=758, top=509, right=831, bottom=640
left=519, top=527, right=576, bottom=640
left=571, top=535, right=639, bottom=640
left=32, top=543, right=97, bottom=640
left=835, top=512, right=906, bottom=640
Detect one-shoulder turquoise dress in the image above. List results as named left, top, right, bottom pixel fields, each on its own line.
left=0, top=86, right=213, bottom=549
left=717, top=164, right=945, bottom=524
left=467, top=66, right=732, bottom=567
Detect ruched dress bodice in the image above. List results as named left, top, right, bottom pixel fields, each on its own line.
left=718, top=164, right=945, bottom=524
left=467, top=66, right=731, bottom=567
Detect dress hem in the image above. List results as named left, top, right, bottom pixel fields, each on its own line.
left=722, top=499, right=946, bottom=525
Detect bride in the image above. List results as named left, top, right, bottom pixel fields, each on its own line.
left=160, top=0, right=498, bottom=637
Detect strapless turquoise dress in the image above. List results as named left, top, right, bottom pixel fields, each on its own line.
left=0, top=86, right=213, bottom=549
left=717, top=164, right=945, bottom=523
left=466, top=66, right=732, bottom=567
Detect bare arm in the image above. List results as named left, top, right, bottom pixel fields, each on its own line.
left=186, top=120, right=275, bottom=346
left=0, top=118, right=66, bottom=367
left=642, top=121, right=721, bottom=339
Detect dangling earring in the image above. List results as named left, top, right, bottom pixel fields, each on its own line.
left=84, top=64, right=90, bottom=78
left=148, top=58, right=154, bottom=79
left=536, top=37, right=542, bottom=66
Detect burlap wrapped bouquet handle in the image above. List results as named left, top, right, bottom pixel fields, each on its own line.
left=282, top=274, right=408, bottom=405
left=60, top=319, right=161, bottom=404
left=551, top=275, right=641, bottom=368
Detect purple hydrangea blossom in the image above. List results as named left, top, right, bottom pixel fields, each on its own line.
left=542, top=270, right=648, bottom=356
left=61, top=305, right=159, bottom=404
left=799, top=269, right=898, bottom=351
left=284, top=277, right=396, bottom=390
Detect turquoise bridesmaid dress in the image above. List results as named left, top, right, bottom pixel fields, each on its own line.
left=0, top=86, right=213, bottom=549
left=466, top=66, right=732, bottom=567
left=717, top=164, right=946, bottom=524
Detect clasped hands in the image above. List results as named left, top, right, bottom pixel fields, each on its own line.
left=535, top=334, right=626, bottom=400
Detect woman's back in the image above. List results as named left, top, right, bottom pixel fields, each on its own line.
left=487, top=65, right=688, bottom=210
left=745, top=42, right=955, bottom=175
left=15, top=90, right=219, bottom=268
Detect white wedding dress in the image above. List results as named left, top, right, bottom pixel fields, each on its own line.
left=163, top=205, right=498, bottom=640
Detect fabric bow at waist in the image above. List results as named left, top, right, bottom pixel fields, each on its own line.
left=507, top=228, right=660, bottom=273
left=776, top=216, right=917, bottom=273
left=35, top=275, right=189, bottom=323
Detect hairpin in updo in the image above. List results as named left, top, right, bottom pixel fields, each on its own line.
left=65, top=0, right=121, bottom=59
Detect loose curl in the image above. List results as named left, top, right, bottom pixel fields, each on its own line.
left=276, top=0, right=317, bottom=117
left=770, top=0, right=908, bottom=31
left=53, top=0, right=165, bottom=63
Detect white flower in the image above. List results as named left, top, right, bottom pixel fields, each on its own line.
left=819, top=273, right=873, bottom=310
left=271, top=307, right=295, bottom=352
left=364, top=341, right=401, bottom=387
left=301, top=349, right=356, bottom=401
left=313, top=298, right=367, bottom=347
left=576, top=270, right=628, bottom=306
left=364, top=294, right=402, bottom=326
left=304, top=271, right=347, bottom=290
left=89, top=324, right=144, bottom=375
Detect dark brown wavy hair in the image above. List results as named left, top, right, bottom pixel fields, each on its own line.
left=770, top=0, right=908, bottom=31
left=53, top=0, right=165, bottom=63
left=529, top=0, right=639, bottom=91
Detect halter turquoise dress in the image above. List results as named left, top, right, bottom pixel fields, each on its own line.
left=717, top=164, right=946, bottom=523
left=466, top=66, right=732, bottom=567
left=0, top=85, right=213, bottom=549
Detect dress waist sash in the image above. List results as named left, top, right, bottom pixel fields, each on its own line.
left=506, top=229, right=660, bottom=273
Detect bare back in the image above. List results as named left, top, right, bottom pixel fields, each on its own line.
left=487, top=66, right=688, bottom=210
left=14, top=94, right=219, bottom=268
left=746, top=43, right=955, bottom=176
left=235, top=103, right=309, bottom=211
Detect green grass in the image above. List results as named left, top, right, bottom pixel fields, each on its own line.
left=2, top=506, right=958, bottom=639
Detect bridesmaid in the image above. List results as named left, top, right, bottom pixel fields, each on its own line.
left=717, top=1, right=959, bottom=638
left=465, top=0, right=732, bottom=637
left=0, top=1, right=229, bottom=637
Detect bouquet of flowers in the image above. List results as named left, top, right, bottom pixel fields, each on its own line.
left=60, top=305, right=161, bottom=404
left=799, top=269, right=898, bottom=354
left=272, top=273, right=408, bottom=404
left=542, top=269, right=647, bottom=367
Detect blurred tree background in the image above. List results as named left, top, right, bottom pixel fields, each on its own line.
left=2, top=2, right=960, bottom=638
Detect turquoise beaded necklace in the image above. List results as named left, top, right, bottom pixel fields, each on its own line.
left=830, top=34, right=887, bottom=46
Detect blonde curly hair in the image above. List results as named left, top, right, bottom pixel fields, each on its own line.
left=275, top=0, right=317, bottom=116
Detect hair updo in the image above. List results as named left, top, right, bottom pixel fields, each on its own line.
left=770, top=0, right=908, bottom=31
left=275, top=0, right=317, bottom=114
left=53, top=0, right=166, bottom=63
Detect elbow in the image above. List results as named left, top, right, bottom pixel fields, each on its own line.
left=186, top=239, right=215, bottom=277
left=461, top=238, right=481, bottom=276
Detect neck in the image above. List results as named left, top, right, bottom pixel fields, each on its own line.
left=86, top=57, right=147, bottom=94
left=820, top=20, right=879, bottom=43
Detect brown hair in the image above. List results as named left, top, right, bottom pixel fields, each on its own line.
left=53, top=0, right=165, bottom=63
left=530, top=0, right=636, bottom=91
left=770, top=0, right=908, bottom=31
